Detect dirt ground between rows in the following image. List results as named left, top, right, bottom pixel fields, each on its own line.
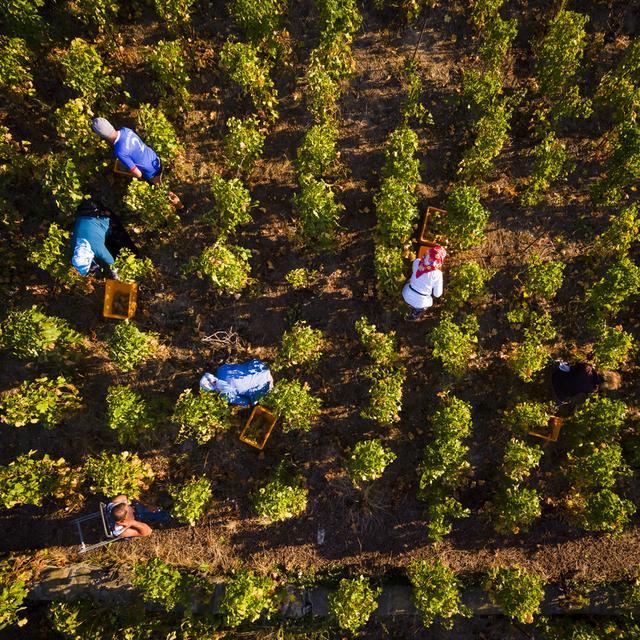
left=1, top=0, right=640, bottom=587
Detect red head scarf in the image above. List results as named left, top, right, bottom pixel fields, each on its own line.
left=416, top=245, right=447, bottom=278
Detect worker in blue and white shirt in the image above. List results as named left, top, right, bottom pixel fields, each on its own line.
left=199, top=359, right=274, bottom=406
left=402, top=245, right=447, bottom=321
left=91, top=117, right=182, bottom=207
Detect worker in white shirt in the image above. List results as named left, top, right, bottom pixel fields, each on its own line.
left=402, top=245, right=447, bottom=321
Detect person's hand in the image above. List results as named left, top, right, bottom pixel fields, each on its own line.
left=109, top=267, right=119, bottom=280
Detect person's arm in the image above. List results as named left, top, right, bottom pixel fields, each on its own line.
left=130, top=166, right=143, bottom=179
left=116, top=151, right=143, bottom=179
left=117, top=519, right=153, bottom=538
left=432, top=271, right=444, bottom=298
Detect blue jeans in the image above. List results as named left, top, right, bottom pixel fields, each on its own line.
left=133, top=502, right=172, bottom=525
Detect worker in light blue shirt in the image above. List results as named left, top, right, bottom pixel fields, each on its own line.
left=92, top=117, right=182, bottom=206
left=70, top=198, right=138, bottom=278
left=200, top=359, right=274, bottom=406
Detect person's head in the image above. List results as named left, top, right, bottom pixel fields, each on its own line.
left=419, top=245, right=447, bottom=271
left=91, top=117, right=117, bottom=144
left=71, top=239, right=95, bottom=277
left=600, top=370, right=622, bottom=391
left=111, top=503, right=128, bottom=523
left=199, top=373, right=218, bottom=392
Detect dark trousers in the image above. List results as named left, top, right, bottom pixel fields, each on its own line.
left=103, top=211, right=140, bottom=259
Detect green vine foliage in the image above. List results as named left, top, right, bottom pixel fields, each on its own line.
left=484, top=566, right=545, bottom=624
left=275, top=320, right=325, bottom=370
left=284, top=267, right=321, bottom=289
left=219, top=40, right=278, bottom=121
left=577, top=488, right=636, bottom=535
left=223, top=115, right=265, bottom=175
left=585, top=255, right=640, bottom=328
left=409, top=559, right=469, bottom=629
left=132, top=557, right=191, bottom=611
left=107, top=322, right=158, bottom=372
left=136, top=103, right=184, bottom=166
left=592, top=322, right=635, bottom=370
left=28, top=223, right=82, bottom=285
left=0, top=452, right=73, bottom=509
left=596, top=39, right=640, bottom=121
left=520, top=132, right=571, bottom=206
left=106, top=384, right=154, bottom=444
left=591, top=203, right=639, bottom=258
left=55, top=98, right=102, bottom=176
left=219, top=570, right=279, bottom=628
left=168, top=477, right=212, bottom=526
left=0, top=559, right=29, bottom=631
left=374, top=242, right=405, bottom=299
left=428, top=315, right=479, bottom=377
left=502, top=438, right=543, bottom=483
left=470, top=0, right=505, bottom=31
left=382, top=124, right=420, bottom=185
left=229, top=0, right=290, bottom=62
left=0, top=0, right=45, bottom=36
left=493, top=483, right=541, bottom=534
left=84, top=451, right=153, bottom=498
left=504, top=401, right=555, bottom=437
left=112, top=249, right=156, bottom=284
left=347, top=439, right=396, bottom=486
left=458, top=93, right=518, bottom=180
left=591, top=120, right=640, bottom=205
left=328, top=576, right=381, bottom=634
left=154, top=0, right=194, bottom=33
left=400, top=57, right=433, bottom=125
left=444, top=261, right=494, bottom=311
left=207, top=175, right=253, bottom=235
left=293, top=174, right=343, bottom=248
left=507, top=310, right=556, bottom=382
left=442, top=184, right=491, bottom=250
left=426, top=491, right=470, bottom=542
left=68, top=0, right=119, bottom=32
left=305, top=54, right=339, bottom=123
left=0, top=36, right=34, bottom=96
left=360, top=366, right=406, bottom=426
left=479, top=14, right=517, bottom=71
left=123, top=177, right=180, bottom=230
left=296, top=121, right=339, bottom=178
left=187, top=242, right=252, bottom=294
left=355, top=317, right=399, bottom=369
left=172, top=389, right=232, bottom=445
left=566, top=395, right=627, bottom=444
left=0, top=305, right=83, bottom=360
left=253, top=463, right=308, bottom=521
left=149, top=39, right=191, bottom=114
left=42, top=156, right=86, bottom=218
left=566, top=443, right=630, bottom=490
left=374, top=176, right=418, bottom=246
left=59, top=38, right=119, bottom=105
left=522, top=255, right=565, bottom=301
left=262, top=379, right=322, bottom=432
left=534, top=9, right=592, bottom=123
left=0, top=376, right=81, bottom=429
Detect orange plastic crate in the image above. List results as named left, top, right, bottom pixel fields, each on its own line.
left=529, top=417, right=563, bottom=442
left=418, top=206, right=448, bottom=246
left=240, top=405, right=277, bottom=450
left=103, top=280, right=138, bottom=320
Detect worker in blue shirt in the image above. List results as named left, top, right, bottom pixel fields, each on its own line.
left=92, top=117, right=182, bottom=207
left=199, top=360, right=274, bottom=406
left=70, top=198, right=138, bottom=278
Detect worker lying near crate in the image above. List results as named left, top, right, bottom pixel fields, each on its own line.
left=200, top=359, right=274, bottom=406
left=70, top=197, right=139, bottom=279
left=551, top=361, right=621, bottom=403
left=402, top=245, right=447, bottom=322
left=106, top=495, right=172, bottom=538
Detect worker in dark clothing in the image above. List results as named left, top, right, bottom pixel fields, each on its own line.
left=551, top=361, right=621, bottom=402
left=70, top=198, right=138, bottom=278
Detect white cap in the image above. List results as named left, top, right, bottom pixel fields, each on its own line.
left=199, top=373, right=218, bottom=391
